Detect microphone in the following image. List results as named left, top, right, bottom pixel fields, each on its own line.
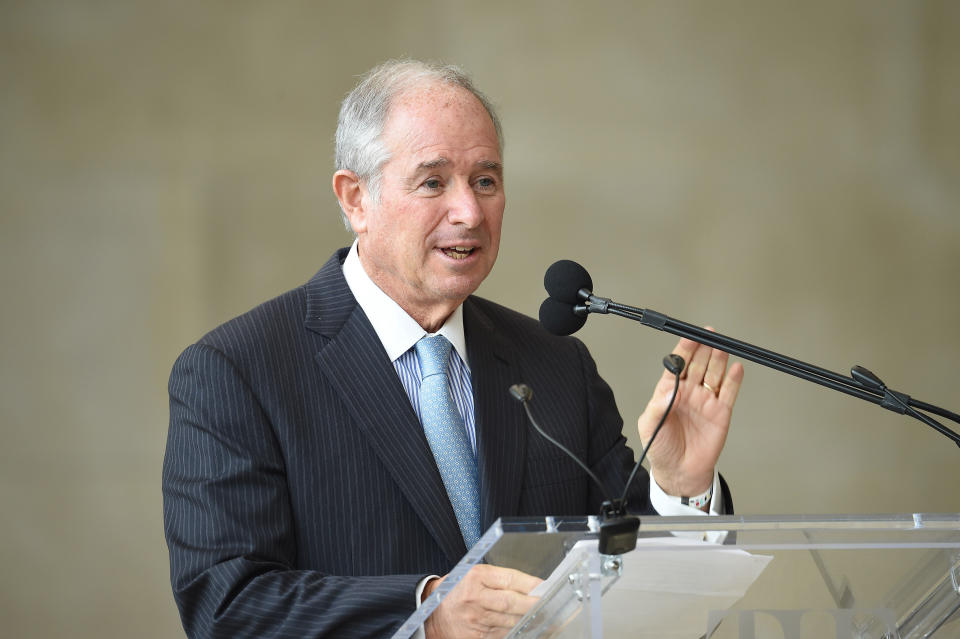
left=543, top=259, right=592, bottom=303
left=538, top=259, right=960, bottom=448
left=663, top=353, right=685, bottom=376
left=509, top=354, right=685, bottom=556
left=538, top=260, right=612, bottom=336
left=538, top=297, right=587, bottom=337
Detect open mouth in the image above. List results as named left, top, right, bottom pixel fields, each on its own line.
left=440, top=246, right=476, bottom=260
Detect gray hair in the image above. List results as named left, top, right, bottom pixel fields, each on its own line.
left=334, top=59, right=503, bottom=229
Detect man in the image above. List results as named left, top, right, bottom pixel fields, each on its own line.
left=163, top=59, right=743, bottom=638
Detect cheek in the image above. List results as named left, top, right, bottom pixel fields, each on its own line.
left=485, top=201, right=505, bottom=242
left=377, top=210, right=418, bottom=250
left=388, top=211, right=431, bottom=260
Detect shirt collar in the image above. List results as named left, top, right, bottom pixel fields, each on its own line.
left=342, top=240, right=469, bottom=368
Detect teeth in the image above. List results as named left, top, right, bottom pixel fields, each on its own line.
left=442, top=247, right=474, bottom=259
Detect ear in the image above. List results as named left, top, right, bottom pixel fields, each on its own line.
left=332, top=170, right=368, bottom=234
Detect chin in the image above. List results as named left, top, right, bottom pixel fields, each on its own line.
left=434, top=274, right=486, bottom=302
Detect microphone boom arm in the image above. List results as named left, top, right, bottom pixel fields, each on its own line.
left=585, top=297, right=960, bottom=447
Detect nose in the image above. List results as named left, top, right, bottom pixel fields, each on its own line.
left=446, top=181, right=483, bottom=228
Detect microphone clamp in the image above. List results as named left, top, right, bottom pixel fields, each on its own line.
left=598, top=506, right=641, bottom=556
left=576, top=287, right=612, bottom=315
left=585, top=295, right=611, bottom=314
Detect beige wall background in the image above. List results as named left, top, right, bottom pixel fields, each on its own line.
left=2, top=1, right=958, bottom=636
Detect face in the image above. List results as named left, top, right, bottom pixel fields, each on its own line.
left=351, top=83, right=505, bottom=328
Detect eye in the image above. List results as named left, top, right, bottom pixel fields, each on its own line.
left=421, top=177, right=443, bottom=191
left=474, top=176, right=498, bottom=192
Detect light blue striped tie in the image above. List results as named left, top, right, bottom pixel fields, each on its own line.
left=415, top=335, right=482, bottom=549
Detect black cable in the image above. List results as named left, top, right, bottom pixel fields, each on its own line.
left=511, top=353, right=686, bottom=517
left=520, top=399, right=609, bottom=497
left=911, top=399, right=960, bottom=426
left=620, top=367, right=681, bottom=505
left=880, top=388, right=960, bottom=448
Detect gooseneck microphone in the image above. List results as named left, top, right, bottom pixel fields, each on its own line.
left=508, top=383, right=607, bottom=497
left=539, top=259, right=960, bottom=448
left=620, top=354, right=684, bottom=506
left=510, top=354, right=685, bottom=556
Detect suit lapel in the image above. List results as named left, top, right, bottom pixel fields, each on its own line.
left=464, top=299, right=527, bottom=532
left=305, top=252, right=466, bottom=564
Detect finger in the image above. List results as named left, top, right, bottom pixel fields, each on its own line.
left=479, top=592, right=539, bottom=624
left=482, top=625, right=518, bottom=639
left=703, top=348, right=729, bottom=393
left=478, top=565, right=543, bottom=595
left=684, top=340, right=712, bottom=386
left=669, top=337, right=700, bottom=379
left=718, top=361, right=745, bottom=407
left=471, top=610, right=526, bottom=633
left=650, top=367, right=680, bottom=406
left=438, top=612, right=519, bottom=639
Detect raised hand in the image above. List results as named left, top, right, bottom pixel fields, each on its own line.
left=637, top=331, right=744, bottom=500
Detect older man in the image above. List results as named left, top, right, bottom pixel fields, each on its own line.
left=164, top=59, right=743, bottom=638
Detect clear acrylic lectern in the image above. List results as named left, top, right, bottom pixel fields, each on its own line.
left=393, top=514, right=960, bottom=639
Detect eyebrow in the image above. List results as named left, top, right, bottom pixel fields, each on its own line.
left=414, top=158, right=503, bottom=175
left=416, top=158, right=450, bottom=171
left=477, top=160, right=503, bottom=175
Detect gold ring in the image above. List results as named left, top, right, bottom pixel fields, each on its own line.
left=702, top=381, right=718, bottom=395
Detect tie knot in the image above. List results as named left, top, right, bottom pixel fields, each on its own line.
left=415, top=334, right=452, bottom=378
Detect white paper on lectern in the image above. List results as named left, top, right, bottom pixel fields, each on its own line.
left=530, top=536, right=772, bottom=638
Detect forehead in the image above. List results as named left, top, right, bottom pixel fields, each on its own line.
left=381, top=82, right=500, bottom=164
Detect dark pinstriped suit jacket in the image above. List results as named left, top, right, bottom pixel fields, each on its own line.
left=163, top=248, right=658, bottom=638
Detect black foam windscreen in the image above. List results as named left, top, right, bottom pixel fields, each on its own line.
left=543, top=260, right=592, bottom=304
left=539, top=297, right=588, bottom=336
left=663, top=354, right=686, bottom=376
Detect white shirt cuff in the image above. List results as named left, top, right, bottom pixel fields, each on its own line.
left=649, top=468, right=727, bottom=543
left=412, top=575, right=440, bottom=639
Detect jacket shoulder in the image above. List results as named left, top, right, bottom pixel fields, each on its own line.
left=186, top=248, right=350, bottom=362
left=466, top=295, right=586, bottom=356
left=195, top=284, right=309, bottom=358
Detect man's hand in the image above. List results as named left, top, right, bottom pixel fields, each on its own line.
left=637, top=331, right=744, bottom=500
left=423, top=564, right=542, bottom=639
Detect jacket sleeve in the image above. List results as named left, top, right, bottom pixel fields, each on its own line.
left=163, top=342, right=419, bottom=638
left=570, top=337, right=658, bottom=517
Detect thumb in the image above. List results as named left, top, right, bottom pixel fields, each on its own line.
left=652, top=373, right=679, bottom=408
